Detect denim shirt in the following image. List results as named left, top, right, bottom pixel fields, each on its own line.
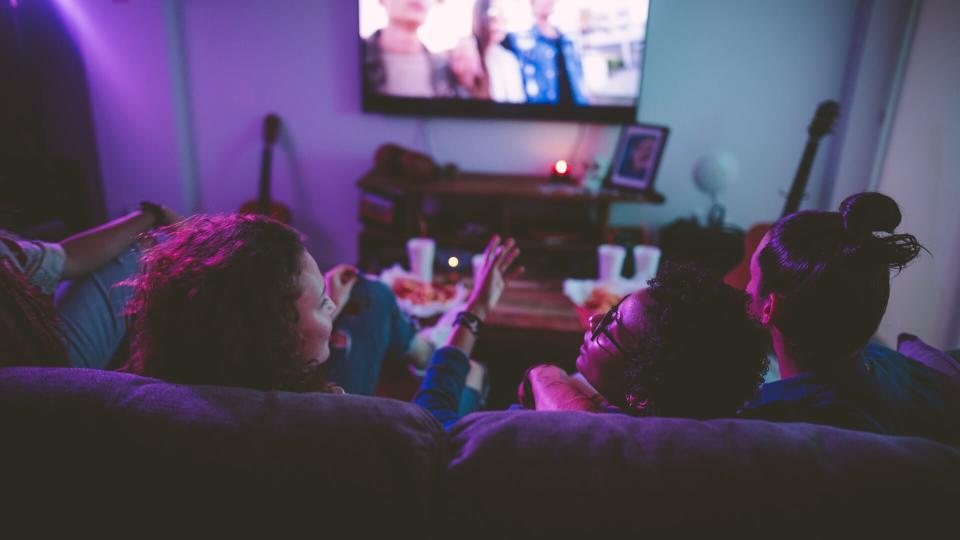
left=739, top=344, right=960, bottom=445
left=414, top=346, right=472, bottom=429
left=504, top=27, right=587, bottom=105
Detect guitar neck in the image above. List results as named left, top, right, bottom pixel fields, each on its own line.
left=257, top=145, right=274, bottom=213
left=781, top=137, right=821, bottom=218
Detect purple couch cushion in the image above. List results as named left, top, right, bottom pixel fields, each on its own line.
left=444, top=411, right=960, bottom=537
left=898, top=333, right=960, bottom=389
left=0, top=367, right=445, bottom=534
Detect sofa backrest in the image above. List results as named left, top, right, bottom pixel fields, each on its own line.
left=0, top=367, right=446, bottom=535
left=4, top=368, right=959, bottom=537
left=443, top=410, right=960, bottom=537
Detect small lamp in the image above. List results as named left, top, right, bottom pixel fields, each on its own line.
left=550, top=159, right=572, bottom=183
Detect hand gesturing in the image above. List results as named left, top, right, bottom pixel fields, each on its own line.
left=465, top=236, right=523, bottom=320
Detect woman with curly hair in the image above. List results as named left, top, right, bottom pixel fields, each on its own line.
left=122, top=214, right=346, bottom=392
left=513, top=263, right=770, bottom=419
left=122, top=214, right=502, bottom=405
left=739, top=192, right=959, bottom=443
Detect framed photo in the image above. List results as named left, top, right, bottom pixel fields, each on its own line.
left=607, top=123, right=670, bottom=192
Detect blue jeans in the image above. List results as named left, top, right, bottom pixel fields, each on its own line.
left=54, top=247, right=140, bottom=369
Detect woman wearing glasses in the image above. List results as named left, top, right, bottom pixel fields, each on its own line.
left=520, top=264, right=770, bottom=419
left=415, top=261, right=769, bottom=427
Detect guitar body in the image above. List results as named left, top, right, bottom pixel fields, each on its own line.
left=724, top=223, right=772, bottom=290
left=238, top=199, right=291, bottom=224
left=239, top=113, right=292, bottom=224
left=724, top=101, right=839, bottom=290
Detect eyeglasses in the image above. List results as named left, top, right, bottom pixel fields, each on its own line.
left=589, top=299, right=636, bottom=358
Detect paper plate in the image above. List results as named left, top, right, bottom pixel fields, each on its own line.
left=379, top=265, right=469, bottom=319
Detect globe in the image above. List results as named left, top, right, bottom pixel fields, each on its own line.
left=693, top=151, right=740, bottom=200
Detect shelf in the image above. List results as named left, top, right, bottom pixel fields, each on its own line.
left=360, top=227, right=601, bottom=253
left=358, top=171, right=665, bottom=204
left=357, top=169, right=663, bottom=278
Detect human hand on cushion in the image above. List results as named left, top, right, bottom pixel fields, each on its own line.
left=518, top=364, right=602, bottom=412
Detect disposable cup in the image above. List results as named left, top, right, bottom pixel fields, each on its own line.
left=597, top=244, right=626, bottom=282
left=407, top=237, right=435, bottom=283
left=633, top=245, right=661, bottom=282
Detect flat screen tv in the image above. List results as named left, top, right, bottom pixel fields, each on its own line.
left=360, top=0, right=650, bottom=123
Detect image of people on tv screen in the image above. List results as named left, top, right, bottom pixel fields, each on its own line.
left=359, top=0, right=648, bottom=106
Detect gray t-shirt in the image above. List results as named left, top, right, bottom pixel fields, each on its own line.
left=381, top=51, right=435, bottom=97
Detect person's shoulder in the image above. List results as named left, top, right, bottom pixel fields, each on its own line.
left=863, top=343, right=944, bottom=383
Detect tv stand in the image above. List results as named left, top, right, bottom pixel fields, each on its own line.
left=356, top=170, right=664, bottom=279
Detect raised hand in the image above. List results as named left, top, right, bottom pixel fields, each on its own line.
left=465, top=236, right=523, bottom=321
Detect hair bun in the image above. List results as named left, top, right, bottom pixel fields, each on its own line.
left=840, top=192, right=902, bottom=235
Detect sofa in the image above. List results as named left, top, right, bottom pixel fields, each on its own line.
left=2, top=367, right=958, bottom=537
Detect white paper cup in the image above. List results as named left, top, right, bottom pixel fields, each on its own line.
left=407, top=237, right=435, bottom=283
left=597, top=244, right=626, bottom=282
left=633, top=245, right=662, bottom=281
left=471, top=253, right=486, bottom=282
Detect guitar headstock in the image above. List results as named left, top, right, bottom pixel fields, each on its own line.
left=808, top=100, right=839, bottom=140
left=263, top=113, right=282, bottom=145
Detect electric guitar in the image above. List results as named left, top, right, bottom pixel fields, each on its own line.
left=724, top=100, right=840, bottom=289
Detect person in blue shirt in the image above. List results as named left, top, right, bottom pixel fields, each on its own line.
left=738, top=192, right=960, bottom=444
left=503, top=0, right=588, bottom=105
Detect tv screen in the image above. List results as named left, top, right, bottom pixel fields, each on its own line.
left=360, top=0, right=650, bottom=123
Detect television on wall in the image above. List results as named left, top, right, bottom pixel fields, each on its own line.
left=360, top=0, right=651, bottom=123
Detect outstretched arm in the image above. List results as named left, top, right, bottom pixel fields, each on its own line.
left=60, top=205, right=179, bottom=279
left=414, top=235, right=522, bottom=428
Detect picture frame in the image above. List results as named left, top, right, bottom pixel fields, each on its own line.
left=606, top=123, right=670, bottom=192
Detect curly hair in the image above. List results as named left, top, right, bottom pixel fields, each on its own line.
left=123, top=214, right=332, bottom=392
left=624, top=263, right=769, bottom=419
left=0, top=259, right=68, bottom=367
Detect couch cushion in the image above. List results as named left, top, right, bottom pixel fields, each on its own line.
left=443, top=411, right=960, bottom=537
left=898, top=333, right=960, bottom=387
left=0, top=367, right=446, bottom=534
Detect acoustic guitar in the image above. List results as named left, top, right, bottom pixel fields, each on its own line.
left=724, top=100, right=840, bottom=289
left=239, top=113, right=292, bottom=224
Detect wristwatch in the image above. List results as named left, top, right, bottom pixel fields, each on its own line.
left=453, top=310, right=484, bottom=336
left=140, top=200, right=168, bottom=227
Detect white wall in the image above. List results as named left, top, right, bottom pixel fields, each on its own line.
left=614, top=0, right=859, bottom=228
left=51, top=0, right=184, bottom=218
left=874, top=0, right=960, bottom=350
